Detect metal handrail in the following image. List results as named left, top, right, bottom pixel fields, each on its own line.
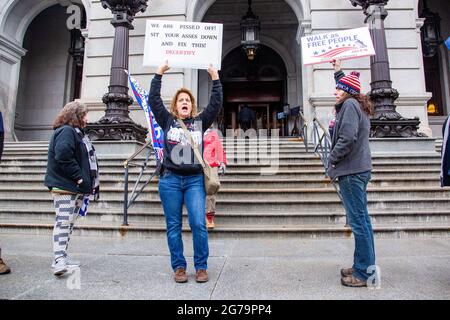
left=122, top=140, right=160, bottom=226
left=311, top=116, right=344, bottom=199
left=298, top=112, right=309, bottom=153
left=299, top=112, right=347, bottom=226
left=312, top=116, right=332, bottom=168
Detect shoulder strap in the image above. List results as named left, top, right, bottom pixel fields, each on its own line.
left=176, top=119, right=206, bottom=169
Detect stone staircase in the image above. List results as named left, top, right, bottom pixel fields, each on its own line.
left=1, top=138, right=450, bottom=238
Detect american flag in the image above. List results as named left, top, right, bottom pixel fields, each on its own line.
left=314, top=46, right=355, bottom=58
left=127, top=72, right=165, bottom=162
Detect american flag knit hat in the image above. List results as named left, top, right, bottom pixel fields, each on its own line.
left=336, top=71, right=361, bottom=95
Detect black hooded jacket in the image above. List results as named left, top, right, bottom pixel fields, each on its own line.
left=44, top=125, right=93, bottom=194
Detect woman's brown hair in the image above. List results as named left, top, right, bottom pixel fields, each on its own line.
left=169, top=88, right=198, bottom=119
left=338, top=92, right=373, bottom=117
left=53, top=101, right=88, bottom=129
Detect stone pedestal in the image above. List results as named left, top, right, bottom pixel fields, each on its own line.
left=92, top=140, right=145, bottom=158
left=369, top=137, right=437, bottom=155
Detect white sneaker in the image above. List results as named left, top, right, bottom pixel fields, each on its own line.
left=53, top=259, right=68, bottom=276
left=52, top=256, right=80, bottom=268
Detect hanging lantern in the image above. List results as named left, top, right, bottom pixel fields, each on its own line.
left=240, top=0, right=260, bottom=60
left=420, top=0, right=442, bottom=58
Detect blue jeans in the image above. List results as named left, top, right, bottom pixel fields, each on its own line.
left=158, top=171, right=208, bottom=271
left=338, top=171, right=376, bottom=281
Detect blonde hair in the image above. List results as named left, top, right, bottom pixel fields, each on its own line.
left=53, top=101, right=88, bottom=129
left=170, top=88, right=198, bottom=118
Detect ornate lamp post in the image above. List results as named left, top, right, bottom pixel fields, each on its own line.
left=420, top=0, right=442, bottom=58
left=350, top=0, right=423, bottom=137
left=87, top=0, right=148, bottom=142
left=240, top=0, right=260, bottom=61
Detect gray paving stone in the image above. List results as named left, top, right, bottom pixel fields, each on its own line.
left=1, top=234, right=449, bottom=300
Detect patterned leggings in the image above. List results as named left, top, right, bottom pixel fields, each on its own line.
left=52, top=193, right=83, bottom=263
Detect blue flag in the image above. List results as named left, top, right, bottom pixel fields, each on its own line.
left=127, top=73, right=164, bottom=162
left=79, top=196, right=89, bottom=216
left=446, top=36, right=450, bottom=50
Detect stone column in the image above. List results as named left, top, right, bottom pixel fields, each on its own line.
left=86, top=0, right=148, bottom=142
left=350, top=0, right=424, bottom=137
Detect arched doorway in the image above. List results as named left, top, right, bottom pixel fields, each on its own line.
left=195, top=0, right=302, bottom=136
left=418, top=0, right=450, bottom=136
left=14, top=4, right=86, bottom=140
left=0, top=0, right=88, bottom=141
left=220, top=45, right=287, bottom=135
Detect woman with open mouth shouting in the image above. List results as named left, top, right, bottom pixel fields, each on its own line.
left=149, top=61, right=222, bottom=284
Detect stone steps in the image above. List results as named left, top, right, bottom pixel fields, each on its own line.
left=0, top=169, right=441, bottom=180
left=0, top=195, right=448, bottom=212
left=0, top=158, right=442, bottom=168
left=0, top=176, right=442, bottom=188
left=3, top=139, right=443, bottom=154
left=1, top=207, right=450, bottom=225
left=1, top=186, right=449, bottom=201
left=1, top=139, right=449, bottom=238
left=1, top=219, right=449, bottom=239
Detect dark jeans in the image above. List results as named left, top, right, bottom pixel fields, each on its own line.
left=158, top=171, right=208, bottom=271
left=338, top=171, right=376, bottom=281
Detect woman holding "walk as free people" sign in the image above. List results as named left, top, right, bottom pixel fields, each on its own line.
left=327, top=59, right=377, bottom=288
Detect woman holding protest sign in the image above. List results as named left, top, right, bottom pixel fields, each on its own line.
left=327, top=59, right=376, bottom=287
left=149, top=61, right=222, bottom=283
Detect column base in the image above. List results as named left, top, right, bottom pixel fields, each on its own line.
left=92, top=140, right=146, bottom=157
left=370, top=118, right=426, bottom=138
left=86, top=122, right=147, bottom=143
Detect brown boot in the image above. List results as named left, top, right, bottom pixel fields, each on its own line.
left=341, top=275, right=367, bottom=287
left=174, top=267, right=188, bottom=283
left=195, top=269, right=209, bottom=283
left=340, top=267, right=353, bottom=278
left=0, top=259, right=11, bottom=275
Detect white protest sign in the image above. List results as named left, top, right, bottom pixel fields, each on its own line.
left=143, top=20, right=223, bottom=70
left=301, top=27, right=375, bottom=65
